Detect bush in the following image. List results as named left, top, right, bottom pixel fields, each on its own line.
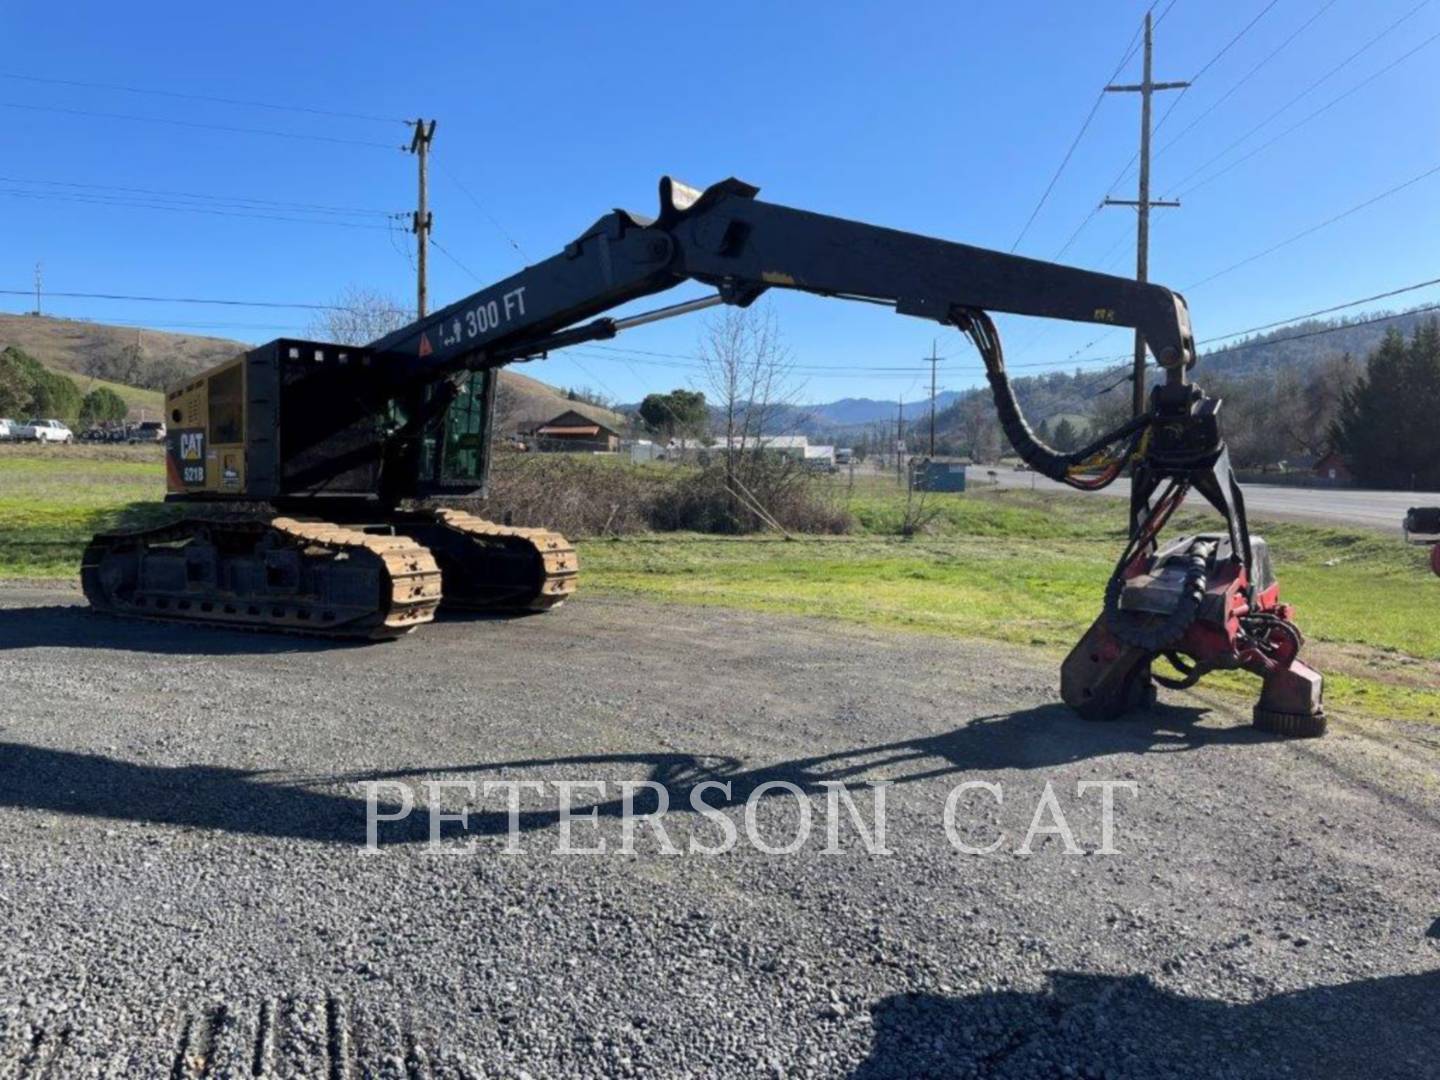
left=0, top=347, right=81, bottom=422
left=80, top=387, right=129, bottom=426
left=466, top=454, right=852, bottom=537
left=650, top=458, right=851, bottom=535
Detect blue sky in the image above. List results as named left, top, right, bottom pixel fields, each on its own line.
left=2, top=0, right=1437, bottom=405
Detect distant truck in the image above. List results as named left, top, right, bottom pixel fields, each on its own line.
left=128, top=420, right=166, bottom=444
left=17, top=419, right=73, bottom=444
left=0, top=418, right=19, bottom=441
left=835, top=447, right=853, bottom=466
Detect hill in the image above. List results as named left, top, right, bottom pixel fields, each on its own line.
left=0, top=312, right=246, bottom=384
left=802, top=391, right=963, bottom=427
left=497, top=366, right=627, bottom=432
left=0, top=312, right=625, bottom=430
left=1200, top=307, right=1435, bottom=381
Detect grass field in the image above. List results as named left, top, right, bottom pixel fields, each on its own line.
left=0, top=445, right=170, bottom=576
left=2, top=450, right=1435, bottom=723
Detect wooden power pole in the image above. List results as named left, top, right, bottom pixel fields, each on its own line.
left=1103, top=12, right=1187, bottom=417
left=927, top=339, right=939, bottom=458
left=408, top=118, right=437, bottom=318
left=896, top=396, right=905, bottom=485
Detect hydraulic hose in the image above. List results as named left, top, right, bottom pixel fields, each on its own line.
left=955, top=310, right=1144, bottom=489
left=1103, top=543, right=1208, bottom=652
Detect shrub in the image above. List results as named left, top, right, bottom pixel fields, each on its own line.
left=464, top=454, right=852, bottom=537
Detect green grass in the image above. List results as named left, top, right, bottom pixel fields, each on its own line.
left=0, top=448, right=170, bottom=576
left=577, top=479, right=1440, bottom=724
left=2, top=452, right=1435, bottom=724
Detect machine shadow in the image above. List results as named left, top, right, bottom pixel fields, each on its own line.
left=0, top=742, right=392, bottom=844
left=850, top=969, right=1439, bottom=1079
left=0, top=604, right=369, bottom=655
left=0, top=703, right=1274, bottom=846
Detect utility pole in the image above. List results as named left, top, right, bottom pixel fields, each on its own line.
left=926, top=339, right=939, bottom=458
left=1104, top=12, right=1187, bottom=417
left=407, top=118, right=437, bottom=318
left=896, top=395, right=905, bottom=486
left=33, top=261, right=42, bottom=315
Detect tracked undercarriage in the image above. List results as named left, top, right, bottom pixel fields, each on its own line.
left=81, top=509, right=577, bottom=640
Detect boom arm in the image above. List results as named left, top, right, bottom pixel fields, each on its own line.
left=369, top=176, right=1194, bottom=383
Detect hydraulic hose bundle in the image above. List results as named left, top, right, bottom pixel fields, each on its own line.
left=955, top=310, right=1206, bottom=648
left=955, top=310, right=1148, bottom=491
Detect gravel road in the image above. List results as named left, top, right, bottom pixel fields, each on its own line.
left=0, top=585, right=1436, bottom=1079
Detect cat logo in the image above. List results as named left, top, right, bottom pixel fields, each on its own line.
left=170, top=428, right=207, bottom=488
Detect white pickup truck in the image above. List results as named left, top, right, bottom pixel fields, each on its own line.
left=16, top=419, right=74, bottom=444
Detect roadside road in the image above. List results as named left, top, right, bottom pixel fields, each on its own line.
left=969, top=466, right=1438, bottom=533
left=0, top=588, right=1435, bottom=1078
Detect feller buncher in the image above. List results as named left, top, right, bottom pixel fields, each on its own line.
left=81, top=177, right=1326, bottom=735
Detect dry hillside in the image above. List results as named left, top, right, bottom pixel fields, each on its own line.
left=0, top=312, right=627, bottom=431
left=0, top=312, right=245, bottom=377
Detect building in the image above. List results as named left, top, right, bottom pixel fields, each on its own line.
left=528, top=409, right=622, bottom=453
left=710, top=434, right=812, bottom=460
left=1313, top=450, right=1353, bottom=486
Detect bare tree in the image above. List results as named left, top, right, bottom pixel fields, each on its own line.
left=699, top=304, right=804, bottom=478
left=306, top=285, right=413, bottom=346
left=953, top=393, right=1002, bottom=463
left=1277, top=352, right=1359, bottom=458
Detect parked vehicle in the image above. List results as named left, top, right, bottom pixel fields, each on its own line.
left=19, top=419, right=74, bottom=444
left=0, top=418, right=18, bottom=441
left=128, top=421, right=166, bottom=444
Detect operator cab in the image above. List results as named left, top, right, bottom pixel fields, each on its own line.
left=163, top=338, right=493, bottom=505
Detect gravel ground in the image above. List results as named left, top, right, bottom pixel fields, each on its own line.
left=0, top=585, right=1436, bottom=1079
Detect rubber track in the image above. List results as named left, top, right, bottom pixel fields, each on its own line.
left=430, top=509, right=578, bottom=611
left=81, top=515, right=442, bottom=640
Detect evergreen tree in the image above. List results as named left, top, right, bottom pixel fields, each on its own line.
left=1052, top=416, right=1079, bottom=452
left=1331, top=320, right=1440, bottom=488
left=80, top=387, right=129, bottom=426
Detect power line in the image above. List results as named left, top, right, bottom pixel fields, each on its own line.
left=0, top=188, right=391, bottom=229
left=1154, top=0, right=1342, bottom=160
left=0, top=100, right=399, bottom=149
left=1182, top=159, right=1440, bottom=291
left=0, top=173, right=390, bottom=216
left=429, top=235, right=483, bottom=283
left=0, top=71, right=405, bottom=125
left=13, top=313, right=309, bottom=334
left=1178, top=25, right=1440, bottom=198
left=1167, top=0, right=1433, bottom=194
left=434, top=156, right=530, bottom=262
left=1202, top=302, right=1440, bottom=355
left=1067, top=286, right=1440, bottom=369
left=0, top=288, right=403, bottom=313
left=1007, top=5, right=1153, bottom=252
left=1196, top=275, right=1440, bottom=345
left=1102, top=0, right=1282, bottom=196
